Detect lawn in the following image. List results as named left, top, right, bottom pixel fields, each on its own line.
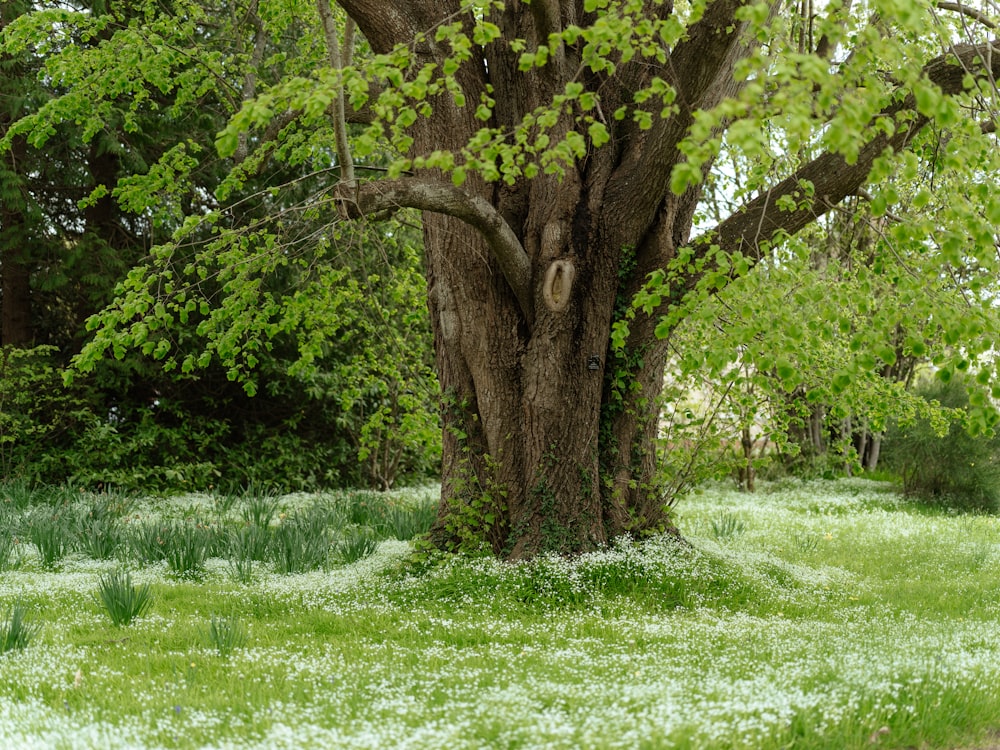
left=0, top=477, right=998, bottom=749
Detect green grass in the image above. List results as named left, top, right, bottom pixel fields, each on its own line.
left=0, top=478, right=997, bottom=748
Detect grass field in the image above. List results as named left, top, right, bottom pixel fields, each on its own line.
left=0, top=477, right=998, bottom=749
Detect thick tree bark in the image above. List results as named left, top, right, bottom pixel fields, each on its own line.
left=334, top=0, right=1000, bottom=557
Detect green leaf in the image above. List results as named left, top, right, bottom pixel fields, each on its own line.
left=588, top=121, right=610, bottom=148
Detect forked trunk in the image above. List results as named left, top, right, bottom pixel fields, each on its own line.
left=423, top=199, right=677, bottom=558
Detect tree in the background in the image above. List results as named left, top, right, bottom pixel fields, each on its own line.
left=8, top=0, right=1000, bottom=556
left=1, top=0, right=43, bottom=346
left=0, top=1, right=439, bottom=490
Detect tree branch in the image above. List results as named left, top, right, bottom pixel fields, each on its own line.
left=705, top=42, right=1000, bottom=261
left=603, top=0, right=767, bottom=247
left=334, top=0, right=443, bottom=53
left=935, top=1, right=997, bottom=30
left=340, top=179, right=533, bottom=318
left=814, top=0, right=855, bottom=61
left=317, top=0, right=356, bottom=186
left=234, top=0, right=270, bottom=164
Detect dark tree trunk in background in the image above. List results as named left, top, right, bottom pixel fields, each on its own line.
left=0, top=238, right=32, bottom=347
left=0, top=136, right=33, bottom=347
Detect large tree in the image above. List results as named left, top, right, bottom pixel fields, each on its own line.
left=8, top=0, right=1000, bottom=556
left=321, top=0, right=1000, bottom=557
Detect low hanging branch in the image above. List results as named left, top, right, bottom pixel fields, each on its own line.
left=337, top=178, right=534, bottom=318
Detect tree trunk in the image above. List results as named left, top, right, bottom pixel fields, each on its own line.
left=423, top=191, right=672, bottom=557
left=738, top=425, right=756, bottom=493
left=809, top=405, right=826, bottom=455
left=0, top=241, right=32, bottom=347
left=864, top=434, right=882, bottom=473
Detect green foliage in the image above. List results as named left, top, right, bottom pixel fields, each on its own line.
left=7, top=0, right=1000, bottom=560
left=94, top=570, right=154, bottom=627
left=0, top=0, right=441, bottom=496
left=882, top=376, right=1000, bottom=512
left=0, top=347, right=95, bottom=480
left=0, top=600, right=40, bottom=655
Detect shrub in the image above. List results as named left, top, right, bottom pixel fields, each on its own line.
left=0, top=346, right=96, bottom=482
left=94, top=571, right=154, bottom=626
left=882, top=376, right=1000, bottom=512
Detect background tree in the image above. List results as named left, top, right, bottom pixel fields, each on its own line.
left=7, top=0, right=1000, bottom=557
left=0, top=0, right=439, bottom=490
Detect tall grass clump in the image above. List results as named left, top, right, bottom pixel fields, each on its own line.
left=163, top=522, right=214, bottom=578
left=271, top=510, right=330, bottom=574
left=0, top=534, right=21, bottom=571
left=240, top=488, right=280, bottom=528
left=126, top=521, right=169, bottom=564
left=205, top=614, right=247, bottom=658
left=334, top=527, right=378, bottom=564
left=94, top=570, right=154, bottom=627
left=384, top=501, right=437, bottom=541
left=0, top=478, right=35, bottom=510
left=27, top=510, right=73, bottom=568
left=76, top=517, right=124, bottom=560
left=710, top=512, right=747, bottom=540
left=883, top=375, right=1000, bottom=512
left=226, top=525, right=271, bottom=583
left=341, top=490, right=386, bottom=527
left=0, top=601, right=41, bottom=654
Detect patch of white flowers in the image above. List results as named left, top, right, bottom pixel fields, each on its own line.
left=0, top=480, right=998, bottom=748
